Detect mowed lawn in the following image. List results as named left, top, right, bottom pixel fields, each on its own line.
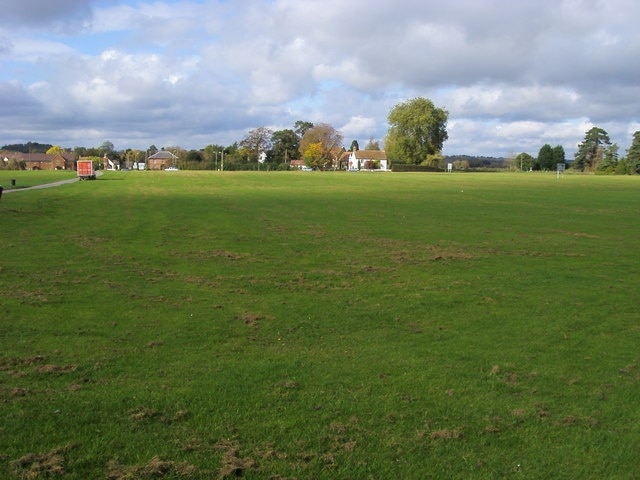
left=1, top=171, right=639, bottom=479
left=0, top=170, right=77, bottom=190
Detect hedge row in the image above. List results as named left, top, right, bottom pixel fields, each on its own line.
left=391, top=164, right=444, bottom=172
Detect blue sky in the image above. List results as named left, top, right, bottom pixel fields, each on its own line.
left=1, top=0, right=639, bottom=158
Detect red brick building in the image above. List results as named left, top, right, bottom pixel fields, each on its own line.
left=147, top=151, right=178, bottom=170
left=1, top=151, right=75, bottom=170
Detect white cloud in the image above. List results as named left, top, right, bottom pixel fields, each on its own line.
left=5, top=36, right=76, bottom=62
left=1, top=0, right=640, bottom=156
left=0, top=0, right=93, bottom=27
left=340, top=116, right=378, bottom=141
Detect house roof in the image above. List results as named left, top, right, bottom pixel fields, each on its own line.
left=148, top=151, right=177, bottom=160
left=340, top=149, right=387, bottom=161
left=331, top=146, right=346, bottom=158
left=1, top=151, right=75, bottom=163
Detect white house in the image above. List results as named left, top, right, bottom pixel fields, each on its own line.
left=341, top=149, right=389, bottom=171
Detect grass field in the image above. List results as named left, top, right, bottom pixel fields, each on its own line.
left=1, top=170, right=639, bottom=479
left=0, top=171, right=77, bottom=190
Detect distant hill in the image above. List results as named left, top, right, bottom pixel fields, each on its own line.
left=444, top=155, right=508, bottom=169
left=1, top=142, right=54, bottom=153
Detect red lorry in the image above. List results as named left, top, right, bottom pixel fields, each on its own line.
left=76, top=160, right=96, bottom=180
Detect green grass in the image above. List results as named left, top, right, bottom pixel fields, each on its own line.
left=1, top=170, right=639, bottom=479
left=0, top=170, right=77, bottom=190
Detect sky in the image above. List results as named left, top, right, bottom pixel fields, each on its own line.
left=1, top=0, right=639, bottom=158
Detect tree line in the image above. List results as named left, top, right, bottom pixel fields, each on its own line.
left=1, top=98, right=449, bottom=171
left=3, top=99, right=640, bottom=174
left=510, top=127, right=640, bottom=174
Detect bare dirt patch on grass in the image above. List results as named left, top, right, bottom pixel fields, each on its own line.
left=106, top=455, right=200, bottom=479
left=177, top=249, right=253, bottom=262
left=1, top=355, right=45, bottom=375
left=379, top=239, right=475, bottom=265
left=557, top=415, right=599, bottom=428
left=10, top=445, right=71, bottom=478
left=128, top=406, right=190, bottom=424
left=273, top=379, right=301, bottom=398
left=326, top=417, right=361, bottom=455
left=425, top=428, right=464, bottom=440
left=9, top=387, right=30, bottom=397
left=487, top=364, right=520, bottom=386
left=214, top=439, right=258, bottom=478
left=69, top=233, right=109, bottom=250
left=619, top=362, right=639, bottom=380
left=239, top=311, right=273, bottom=327
left=129, top=407, right=159, bottom=422
left=0, top=356, right=78, bottom=378
left=35, top=364, right=78, bottom=375
left=560, top=230, right=600, bottom=239
left=7, top=289, right=50, bottom=305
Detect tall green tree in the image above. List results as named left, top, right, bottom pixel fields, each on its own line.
left=2, top=142, right=51, bottom=153
left=203, top=144, right=226, bottom=170
left=597, top=144, right=619, bottom=173
left=294, top=121, right=314, bottom=139
left=513, top=152, right=535, bottom=171
left=626, top=130, right=640, bottom=174
left=574, top=127, right=610, bottom=172
left=349, top=140, right=359, bottom=152
left=184, top=150, right=203, bottom=166
left=537, top=144, right=554, bottom=170
left=270, top=129, right=299, bottom=163
left=552, top=145, right=565, bottom=166
left=615, top=157, right=629, bottom=175
left=147, top=145, right=158, bottom=157
left=386, top=97, right=448, bottom=165
left=100, top=141, right=114, bottom=154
